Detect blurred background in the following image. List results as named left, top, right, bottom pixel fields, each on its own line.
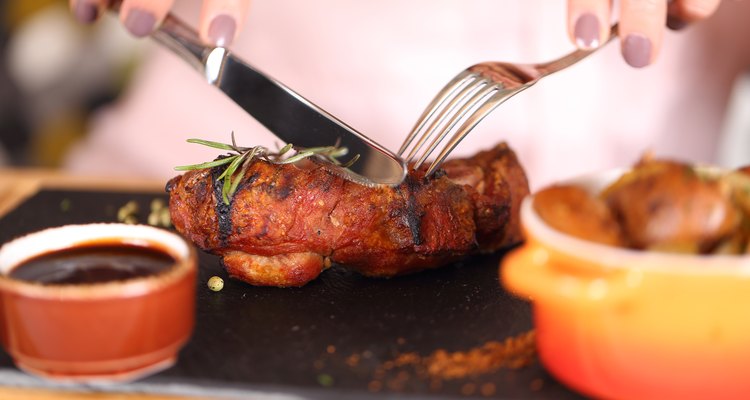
left=0, top=0, right=143, bottom=168
left=0, top=0, right=750, bottom=185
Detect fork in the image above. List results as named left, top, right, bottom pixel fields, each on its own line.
left=399, top=24, right=619, bottom=176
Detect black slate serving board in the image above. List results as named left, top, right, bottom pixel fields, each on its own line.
left=0, top=189, right=586, bottom=399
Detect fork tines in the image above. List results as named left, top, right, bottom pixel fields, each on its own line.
left=398, top=70, right=506, bottom=176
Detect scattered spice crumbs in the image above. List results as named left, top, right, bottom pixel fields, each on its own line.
left=314, top=331, right=537, bottom=395
left=530, top=377, right=544, bottom=391
left=480, top=382, right=496, bottom=396
left=461, top=382, right=477, bottom=396
left=345, top=353, right=360, bottom=368
left=371, top=329, right=536, bottom=385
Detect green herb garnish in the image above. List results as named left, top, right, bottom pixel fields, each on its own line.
left=175, top=132, right=359, bottom=205
left=316, top=373, right=334, bottom=387
left=60, top=198, right=71, bottom=212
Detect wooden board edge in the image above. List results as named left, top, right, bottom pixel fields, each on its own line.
left=0, top=168, right=167, bottom=219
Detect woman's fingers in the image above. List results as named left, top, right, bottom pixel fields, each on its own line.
left=567, top=0, right=723, bottom=68
left=667, top=0, right=721, bottom=30
left=70, top=0, right=107, bottom=24
left=119, top=0, right=175, bottom=37
left=199, top=0, right=252, bottom=47
left=567, top=0, right=612, bottom=49
left=619, top=0, right=668, bottom=68
left=70, top=0, right=252, bottom=47
left=569, top=0, right=664, bottom=68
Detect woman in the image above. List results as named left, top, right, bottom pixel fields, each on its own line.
left=65, top=0, right=749, bottom=189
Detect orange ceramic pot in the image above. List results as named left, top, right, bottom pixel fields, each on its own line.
left=0, top=224, right=197, bottom=382
left=501, top=171, right=750, bottom=400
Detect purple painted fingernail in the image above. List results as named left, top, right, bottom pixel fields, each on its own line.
left=623, top=34, right=652, bottom=68
left=74, top=1, right=98, bottom=24
left=124, top=8, right=156, bottom=38
left=574, top=13, right=600, bottom=48
left=666, top=15, right=688, bottom=30
left=208, top=14, right=237, bottom=47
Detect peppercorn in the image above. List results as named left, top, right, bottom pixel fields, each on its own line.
left=207, top=276, right=224, bottom=291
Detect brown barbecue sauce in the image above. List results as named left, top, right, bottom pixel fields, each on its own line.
left=9, top=242, right=176, bottom=285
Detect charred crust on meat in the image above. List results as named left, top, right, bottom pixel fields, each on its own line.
left=165, top=177, right=176, bottom=193
left=248, top=171, right=261, bottom=185
left=192, top=179, right=208, bottom=200
left=275, top=183, right=293, bottom=200
left=211, top=167, right=233, bottom=245
left=306, top=175, right=334, bottom=192
left=401, top=175, right=425, bottom=246
left=257, top=168, right=293, bottom=200
left=262, top=169, right=294, bottom=200
left=432, top=169, right=448, bottom=179
left=233, top=171, right=260, bottom=195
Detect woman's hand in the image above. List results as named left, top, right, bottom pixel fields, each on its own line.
left=567, top=0, right=721, bottom=68
left=69, top=0, right=251, bottom=47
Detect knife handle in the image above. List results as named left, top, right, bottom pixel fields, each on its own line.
left=107, top=0, right=214, bottom=75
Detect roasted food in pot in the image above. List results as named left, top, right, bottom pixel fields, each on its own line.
left=533, top=184, right=624, bottom=247
left=534, top=154, right=750, bottom=254
left=167, top=143, right=529, bottom=287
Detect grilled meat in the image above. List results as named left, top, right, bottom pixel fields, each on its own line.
left=167, top=143, right=529, bottom=287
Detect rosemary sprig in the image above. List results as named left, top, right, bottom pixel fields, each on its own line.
left=175, top=132, right=359, bottom=204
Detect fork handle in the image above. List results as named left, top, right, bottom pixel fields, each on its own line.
left=535, top=24, right=619, bottom=77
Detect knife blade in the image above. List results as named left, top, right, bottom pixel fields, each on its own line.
left=140, top=11, right=407, bottom=187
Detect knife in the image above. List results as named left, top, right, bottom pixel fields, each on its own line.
left=111, top=6, right=407, bottom=187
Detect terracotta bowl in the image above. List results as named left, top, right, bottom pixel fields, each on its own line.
left=0, top=223, right=197, bottom=382
left=501, top=170, right=750, bottom=400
